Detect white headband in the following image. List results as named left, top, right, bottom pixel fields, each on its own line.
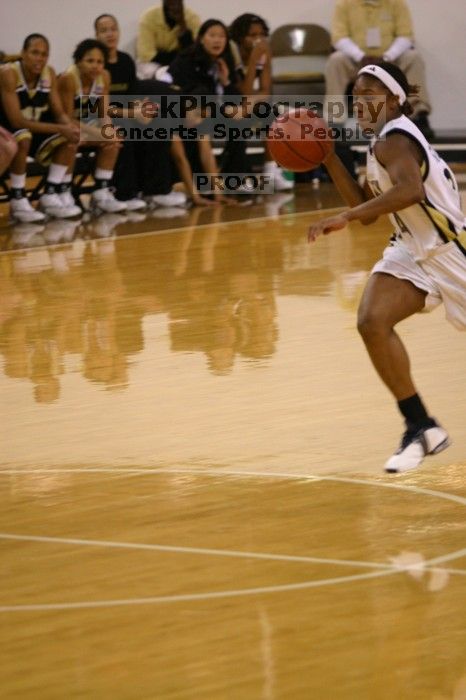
left=357, top=64, right=407, bottom=105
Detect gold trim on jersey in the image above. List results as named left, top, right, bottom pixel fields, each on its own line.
left=66, top=64, right=106, bottom=120
left=66, top=64, right=105, bottom=99
left=14, top=128, right=33, bottom=143
left=35, top=133, right=68, bottom=166
left=110, top=82, right=129, bottom=93
left=8, top=62, right=52, bottom=122
left=458, top=230, right=466, bottom=250
left=13, top=61, right=52, bottom=98
left=422, top=202, right=466, bottom=254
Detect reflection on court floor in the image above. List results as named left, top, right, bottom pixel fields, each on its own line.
left=0, top=186, right=465, bottom=698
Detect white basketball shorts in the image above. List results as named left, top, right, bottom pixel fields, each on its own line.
left=371, top=241, right=466, bottom=331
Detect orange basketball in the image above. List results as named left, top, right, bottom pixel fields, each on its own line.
left=267, top=109, right=333, bottom=172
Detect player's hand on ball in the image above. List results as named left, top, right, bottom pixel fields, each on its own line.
left=308, top=213, right=349, bottom=242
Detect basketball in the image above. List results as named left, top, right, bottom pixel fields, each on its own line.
left=267, top=109, right=333, bottom=172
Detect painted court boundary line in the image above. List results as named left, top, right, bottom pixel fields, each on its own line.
left=0, top=467, right=464, bottom=612
left=0, top=532, right=400, bottom=569
left=1, top=466, right=465, bottom=506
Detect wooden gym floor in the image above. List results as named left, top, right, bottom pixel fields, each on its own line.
left=0, top=184, right=465, bottom=699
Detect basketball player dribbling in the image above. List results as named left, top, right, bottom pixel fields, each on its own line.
left=307, top=62, right=466, bottom=473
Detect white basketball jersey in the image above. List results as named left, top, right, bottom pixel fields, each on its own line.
left=366, top=115, right=466, bottom=261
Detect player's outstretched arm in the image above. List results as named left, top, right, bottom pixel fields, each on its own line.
left=308, top=134, right=425, bottom=243
left=323, top=150, right=376, bottom=221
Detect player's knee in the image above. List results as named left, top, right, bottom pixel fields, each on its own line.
left=357, top=309, right=388, bottom=340
left=16, top=135, right=32, bottom=154
left=5, top=139, right=18, bottom=161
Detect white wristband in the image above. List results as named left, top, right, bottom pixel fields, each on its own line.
left=334, top=38, right=365, bottom=63
left=383, top=37, right=412, bottom=63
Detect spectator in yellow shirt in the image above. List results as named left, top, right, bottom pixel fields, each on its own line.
left=325, top=0, right=433, bottom=138
left=137, top=0, right=200, bottom=81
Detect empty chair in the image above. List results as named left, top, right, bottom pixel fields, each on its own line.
left=270, top=24, right=331, bottom=96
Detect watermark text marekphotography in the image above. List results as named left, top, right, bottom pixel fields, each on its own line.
left=194, top=173, right=275, bottom=195
left=79, top=94, right=387, bottom=143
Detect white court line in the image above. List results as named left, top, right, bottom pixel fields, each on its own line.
left=0, top=568, right=398, bottom=612
left=0, top=532, right=404, bottom=570
left=1, top=533, right=465, bottom=577
left=1, top=468, right=465, bottom=611
left=0, top=559, right=464, bottom=613
left=1, top=466, right=465, bottom=506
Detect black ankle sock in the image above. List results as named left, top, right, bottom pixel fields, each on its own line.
left=397, top=394, right=432, bottom=431
left=45, top=182, right=58, bottom=195
left=94, top=178, right=109, bottom=190
left=10, top=187, right=26, bottom=199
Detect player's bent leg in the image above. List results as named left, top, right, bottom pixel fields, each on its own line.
left=357, top=271, right=427, bottom=399
left=89, top=142, right=127, bottom=215
left=37, top=139, right=82, bottom=218
left=357, top=272, right=450, bottom=473
left=9, top=130, right=32, bottom=174
left=8, top=131, right=46, bottom=223
left=0, top=127, right=18, bottom=176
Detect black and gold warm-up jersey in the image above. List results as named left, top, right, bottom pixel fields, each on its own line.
left=366, top=115, right=466, bottom=262
left=0, top=60, right=53, bottom=130
left=65, top=64, right=105, bottom=120
left=105, top=51, right=138, bottom=96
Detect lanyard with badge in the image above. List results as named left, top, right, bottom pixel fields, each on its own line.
left=364, top=0, right=382, bottom=48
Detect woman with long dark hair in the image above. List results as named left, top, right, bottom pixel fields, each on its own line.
left=169, top=18, right=237, bottom=94
left=168, top=19, right=245, bottom=205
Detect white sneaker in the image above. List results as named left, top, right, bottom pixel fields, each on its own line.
left=125, top=211, right=147, bottom=223
left=10, top=197, right=46, bottom=223
left=58, top=189, right=82, bottom=217
left=90, top=188, right=127, bottom=215
left=93, top=213, right=127, bottom=237
left=151, top=190, right=187, bottom=207
left=151, top=206, right=187, bottom=219
left=39, top=192, right=80, bottom=219
left=272, top=169, right=294, bottom=191
left=121, top=197, right=147, bottom=211
left=384, top=421, right=450, bottom=473
left=10, top=224, right=46, bottom=247
left=42, top=219, right=80, bottom=244
left=265, top=192, right=295, bottom=218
